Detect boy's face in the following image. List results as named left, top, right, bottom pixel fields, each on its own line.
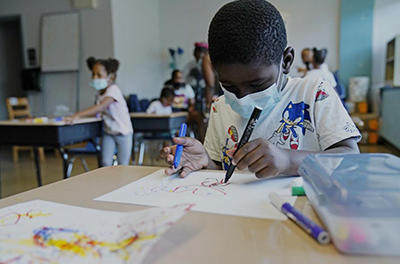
left=216, top=47, right=294, bottom=99
left=218, top=63, right=279, bottom=99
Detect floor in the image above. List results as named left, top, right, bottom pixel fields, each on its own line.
left=1, top=143, right=399, bottom=198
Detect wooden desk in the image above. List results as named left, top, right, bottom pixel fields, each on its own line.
left=130, top=112, right=188, bottom=164
left=0, top=118, right=102, bottom=195
left=0, top=166, right=397, bottom=264
left=130, top=112, right=188, bottom=133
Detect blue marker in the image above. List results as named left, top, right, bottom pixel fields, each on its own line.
left=173, top=123, right=187, bottom=169
left=269, top=192, right=331, bottom=245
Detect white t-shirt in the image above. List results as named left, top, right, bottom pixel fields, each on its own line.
left=306, top=69, right=337, bottom=88
left=204, top=76, right=361, bottom=170
left=172, top=84, right=195, bottom=109
left=320, top=63, right=329, bottom=72
left=146, top=100, right=172, bottom=115
left=97, top=84, right=133, bottom=135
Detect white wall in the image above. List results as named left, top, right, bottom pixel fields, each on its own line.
left=110, top=0, right=163, bottom=100
left=372, top=0, right=400, bottom=87
left=159, top=0, right=340, bottom=78
left=0, top=0, right=114, bottom=116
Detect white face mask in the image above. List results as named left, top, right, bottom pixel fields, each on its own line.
left=89, top=77, right=110, bottom=91
left=221, top=63, right=284, bottom=119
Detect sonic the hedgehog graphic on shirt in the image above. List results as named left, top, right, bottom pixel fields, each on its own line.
left=269, top=101, right=314, bottom=149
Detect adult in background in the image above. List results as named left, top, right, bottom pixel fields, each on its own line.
left=185, top=42, right=216, bottom=113
left=165, top=70, right=206, bottom=142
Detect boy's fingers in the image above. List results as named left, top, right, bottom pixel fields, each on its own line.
left=254, top=165, right=279, bottom=179
left=226, top=148, right=237, bottom=157
left=166, top=154, right=174, bottom=164
left=232, top=140, right=260, bottom=166
left=173, top=137, right=197, bottom=147
left=235, top=146, right=264, bottom=170
left=180, top=167, right=192, bottom=178
left=159, top=147, right=170, bottom=157
left=248, top=156, right=269, bottom=173
left=165, top=165, right=178, bottom=175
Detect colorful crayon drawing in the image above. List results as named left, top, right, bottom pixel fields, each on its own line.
left=0, top=200, right=191, bottom=264
left=134, top=176, right=229, bottom=197
left=172, top=178, right=230, bottom=196
left=95, top=170, right=299, bottom=221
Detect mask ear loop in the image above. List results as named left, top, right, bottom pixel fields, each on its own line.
left=277, top=59, right=286, bottom=92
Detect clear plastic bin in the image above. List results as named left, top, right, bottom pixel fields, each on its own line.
left=299, top=153, right=400, bottom=256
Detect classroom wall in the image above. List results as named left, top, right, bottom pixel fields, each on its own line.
left=339, top=0, right=374, bottom=94
left=158, top=0, right=340, bottom=79
left=110, top=0, right=164, bottom=100
left=0, top=0, right=114, bottom=116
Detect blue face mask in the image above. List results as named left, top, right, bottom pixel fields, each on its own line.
left=89, top=78, right=109, bottom=91
left=221, top=64, right=284, bottom=119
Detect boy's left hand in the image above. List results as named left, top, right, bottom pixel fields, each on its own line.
left=226, top=138, right=290, bottom=178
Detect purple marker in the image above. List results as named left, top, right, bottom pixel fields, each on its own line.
left=269, top=192, right=330, bottom=245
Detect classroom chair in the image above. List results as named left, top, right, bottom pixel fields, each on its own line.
left=6, top=97, right=46, bottom=162
left=140, top=99, right=150, bottom=112
left=127, top=94, right=142, bottom=112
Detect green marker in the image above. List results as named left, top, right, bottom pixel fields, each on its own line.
left=291, top=186, right=306, bottom=196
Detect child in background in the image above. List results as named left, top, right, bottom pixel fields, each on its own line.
left=146, top=87, right=175, bottom=115
left=160, top=0, right=360, bottom=178
left=65, top=57, right=133, bottom=166
left=305, top=48, right=337, bottom=88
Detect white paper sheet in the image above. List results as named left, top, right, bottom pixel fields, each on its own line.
left=95, top=170, right=297, bottom=220
left=0, top=200, right=190, bottom=264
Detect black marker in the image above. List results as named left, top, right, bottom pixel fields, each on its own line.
left=224, top=107, right=262, bottom=183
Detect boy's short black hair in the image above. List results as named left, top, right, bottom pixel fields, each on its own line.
left=208, top=0, right=287, bottom=67
left=312, top=48, right=327, bottom=65
left=160, top=87, right=175, bottom=99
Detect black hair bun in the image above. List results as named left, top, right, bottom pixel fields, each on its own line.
left=108, top=58, right=120, bottom=72
left=86, top=57, right=97, bottom=70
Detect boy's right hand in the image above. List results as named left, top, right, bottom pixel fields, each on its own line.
left=159, top=137, right=211, bottom=177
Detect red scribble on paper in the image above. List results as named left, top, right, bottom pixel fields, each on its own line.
left=172, top=178, right=230, bottom=196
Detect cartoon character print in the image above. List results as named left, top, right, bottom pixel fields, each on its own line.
left=315, top=82, right=330, bottom=102
left=269, top=101, right=314, bottom=150
left=221, top=125, right=239, bottom=170
left=212, top=98, right=219, bottom=113
left=343, top=122, right=358, bottom=133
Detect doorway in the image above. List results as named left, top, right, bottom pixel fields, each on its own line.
left=0, top=16, right=25, bottom=120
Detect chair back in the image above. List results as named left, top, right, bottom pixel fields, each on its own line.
left=6, top=97, right=31, bottom=119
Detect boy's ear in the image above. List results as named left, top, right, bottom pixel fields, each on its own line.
left=282, top=46, right=295, bottom=74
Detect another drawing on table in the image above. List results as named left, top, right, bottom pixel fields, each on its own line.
left=134, top=176, right=230, bottom=197
left=0, top=200, right=190, bottom=264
